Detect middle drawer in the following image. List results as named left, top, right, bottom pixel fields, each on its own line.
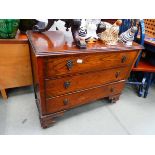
left=45, top=66, right=130, bottom=98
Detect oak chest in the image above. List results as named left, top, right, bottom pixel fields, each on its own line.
left=27, top=31, right=143, bottom=128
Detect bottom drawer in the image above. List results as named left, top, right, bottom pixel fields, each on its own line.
left=46, top=81, right=125, bottom=114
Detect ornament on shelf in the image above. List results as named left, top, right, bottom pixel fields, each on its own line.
left=77, top=19, right=87, bottom=48
left=85, top=19, right=101, bottom=43
left=96, top=21, right=106, bottom=35
left=78, top=19, right=102, bottom=44
left=119, top=26, right=138, bottom=45
left=78, top=19, right=87, bottom=39
left=100, top=20, right=122, bottom=45
left=79, top=27, right=87, bottom=38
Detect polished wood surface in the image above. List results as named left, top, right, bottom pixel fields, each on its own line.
left=0, top=33, right=33, bottom=99
left=46, top=81, right=125, bottom=114
left=0, top=31, right=28, bottom=44
left=46, top=51, right=137, bottom=77
left=0, top=44, right=32, bottom=89
left=28, top=31, right=143, bottom=128
left=27, top=30, right=143, bottom=56
left=30, top=47, right=47, bottom=114
left=45, top=67, right=130, bottom=97
left=132, top=60, right=155, bottom=72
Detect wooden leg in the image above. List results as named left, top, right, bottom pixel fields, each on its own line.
left=40, top=116, right=56, bottom=129
left=0, top=89, right=7, bottom=100
left=40, top=111, right=65, bottom=129
left=109, top=94, right=120, bottom=103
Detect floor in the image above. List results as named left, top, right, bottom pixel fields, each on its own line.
left=0, top=84, right=155, bottom=135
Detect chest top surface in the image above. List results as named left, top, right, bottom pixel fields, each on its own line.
left=27, top=30, right=143, bottom=56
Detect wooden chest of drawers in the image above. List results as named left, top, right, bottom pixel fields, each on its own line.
left=27, top=31, right=143, bottom=128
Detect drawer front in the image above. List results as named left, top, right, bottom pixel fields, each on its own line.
left=46, top=81, right=125, bottom=114
left=45, top=66, right=129, bottom=97
left=46, top=51, right=137, bottom=78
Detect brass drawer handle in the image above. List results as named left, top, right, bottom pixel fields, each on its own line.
left=66, top=60, right=73, bottom=70
left=64, top=81, right=71, bottom=89
left=115, top=71, right=120, bottom=78
left=63, top=98, right=69, bottom=105
left=121, top=56, right=127, bottom=63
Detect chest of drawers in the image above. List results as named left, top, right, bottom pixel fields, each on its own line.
left=27, top=31, right=143, bottom=128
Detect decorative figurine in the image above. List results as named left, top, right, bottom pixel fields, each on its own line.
left=78, top=19, right=87, bottom=48
left=29, top=19, right=106, bottom=49
left=78, top=19, right=103, bottom=44
left=119, top=26, right=138, bottom=45
left=100, top=20, right=122, bottom=45
left=96, top=21, right=106, bottom=38
left=85, top=19, right=101, bottom=43
left=79, top=26, right=87, bottom=39
left=96, top=21, right=106, bottom=34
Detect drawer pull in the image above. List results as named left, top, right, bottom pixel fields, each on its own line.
left=64, top=81, right=71, bottom=89
left=110, top=87, right=114, bottom=92
left=63, top=99, right=69, bottom=105
left=66, top=60, right=73, bottom=70
left=115, top=71, right=120, bottom=78
left=121, top=56, right=127, bottom=63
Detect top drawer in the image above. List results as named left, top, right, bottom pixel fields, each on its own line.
left=45, top=51, right=138, bottom=78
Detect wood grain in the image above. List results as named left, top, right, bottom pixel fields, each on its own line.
left=0, top=31, right=28, bottom=44
left=0, top=42, right=32, bottom=90
left=132, top=60, right=155, bottom=72
left=46, top=81, right=125, bottom=114
left=0, top=89, right=7, bottom=100
left=27, top=30, right=143, bottom=56
left=30, top=46, right=47, bottom=114
left=27, top=31, right=143, bottom=128
left=46, top=51, right=137, bottom=78
left=45, top=66, right=130, bottom=97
